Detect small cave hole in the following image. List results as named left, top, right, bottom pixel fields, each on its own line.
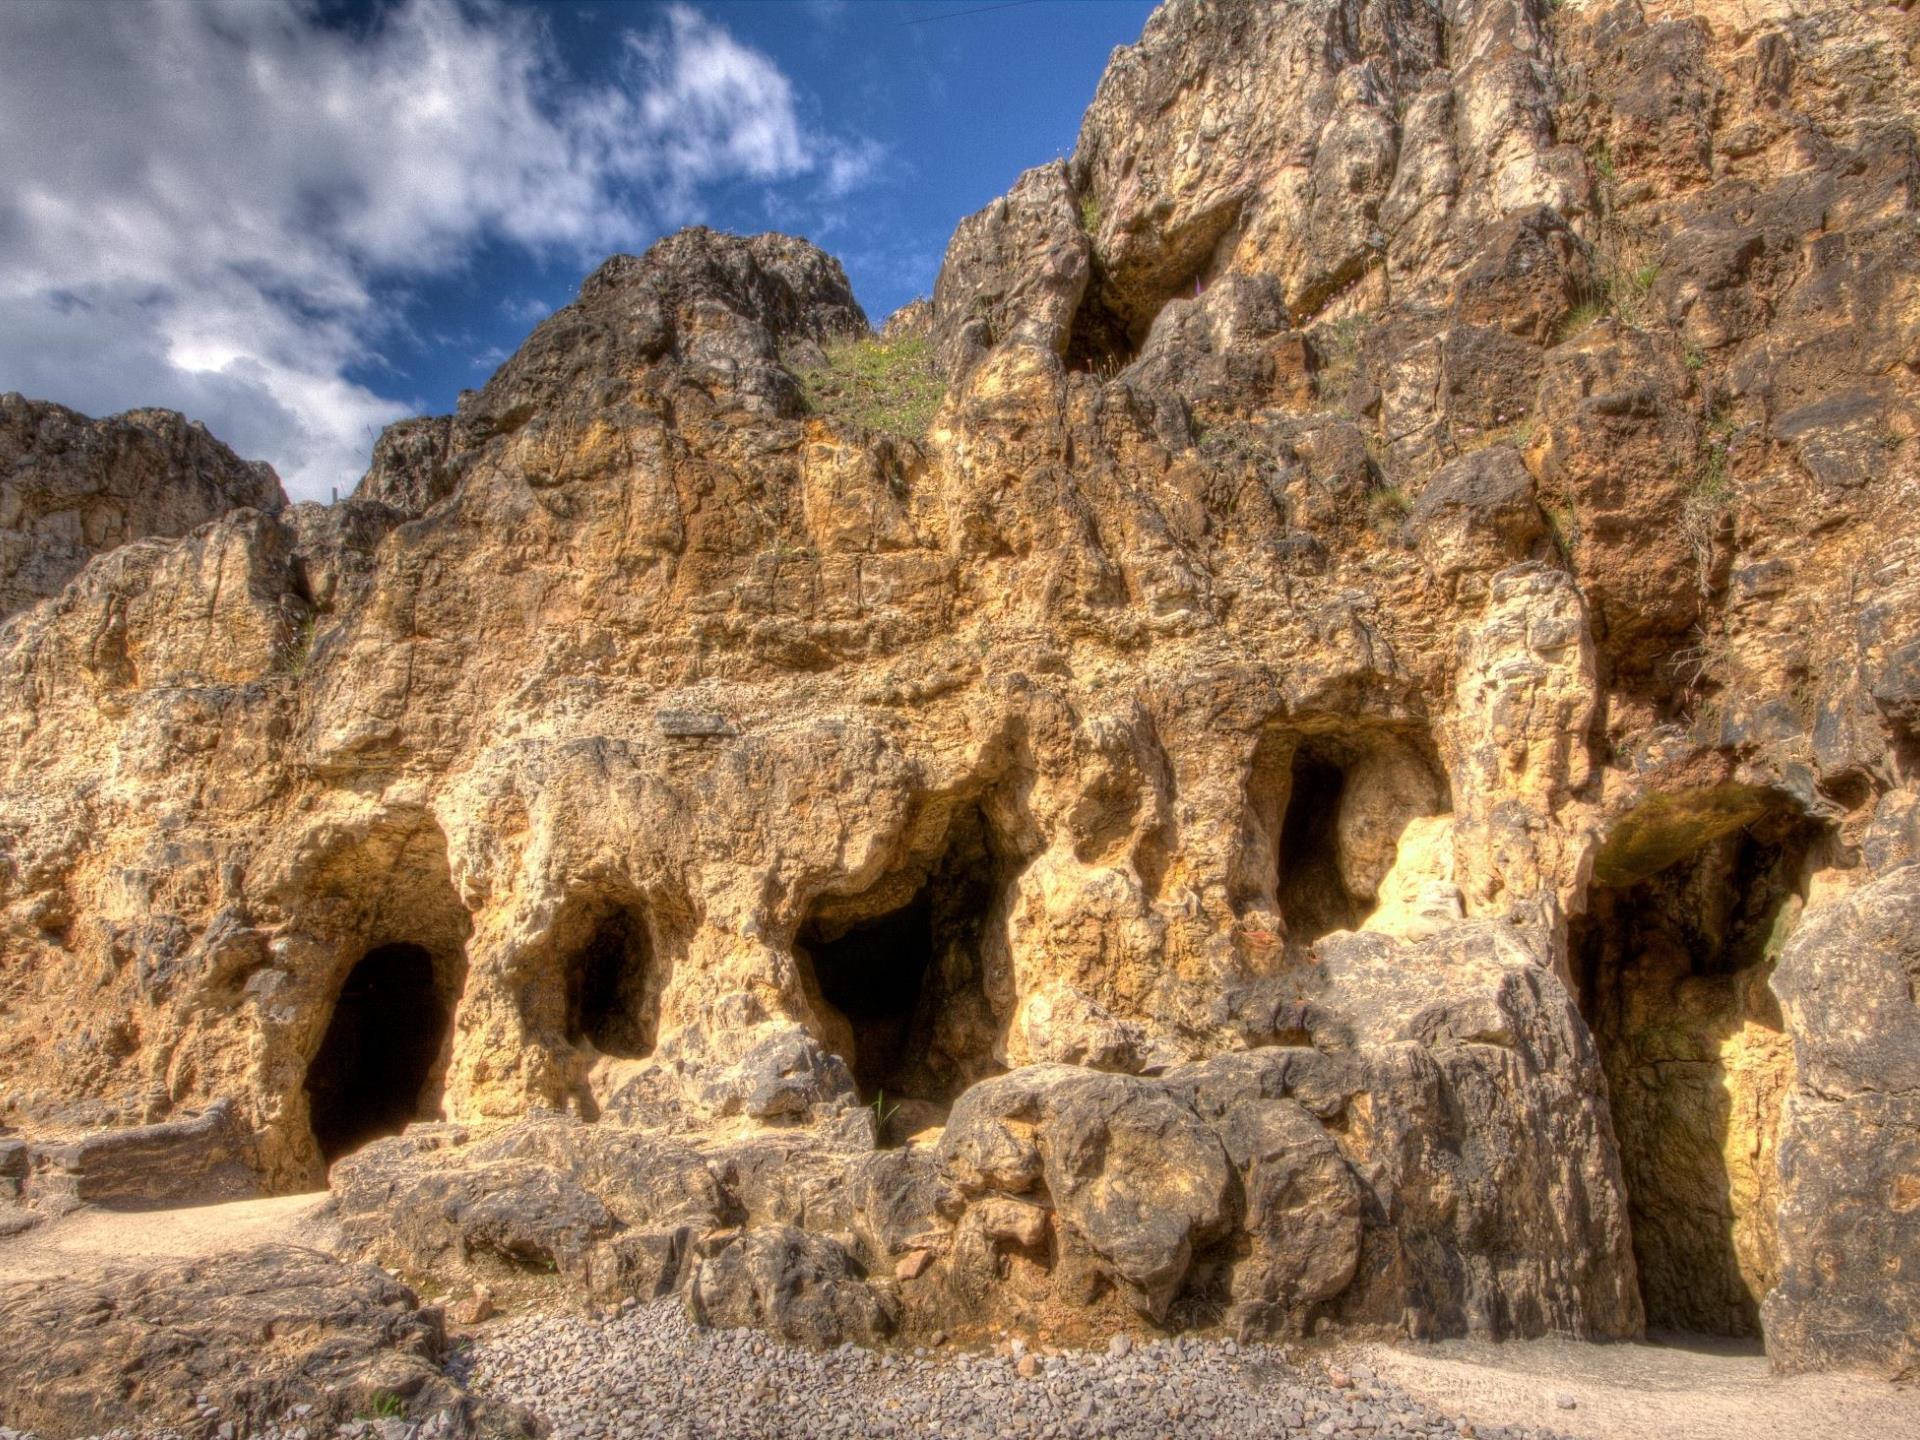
left=1570, top=809, right=1821, bottom=1340
left=797, top=807, right=1007, bottom=1108
left=1241, top=727, right=1449, bottom=956
left=564, top=909, right=656, bottom=1059
left=1277, top=747, right=1363, bottom=946
left=306, top=942, right=451, bottom=1164
left=1064, top=286, right=1139, bottom=377
left=1065, top=198, right=1241, bottom=377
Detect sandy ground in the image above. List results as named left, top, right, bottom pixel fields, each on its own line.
left=0, top=1192, right=336, bottom=1280
left=1357, top=1333, right=1920, bottom=1440
left=3, top=1199, right=1916, bottom=1440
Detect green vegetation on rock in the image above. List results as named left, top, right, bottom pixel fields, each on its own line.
left=795, top=334, right=946, bottom=441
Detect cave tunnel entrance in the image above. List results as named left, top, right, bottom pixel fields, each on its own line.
left=1278, top=746, right=1363, bottom=946
left=1571, top=806, right=1820, bottom=1340
left=564, top=908, right=656, bottom=1059
left=801, top=893, right=935, bottom=1099
left=306, top=942, right=451, bottom=1164
left=798, top=805, right=1006, bottom=1108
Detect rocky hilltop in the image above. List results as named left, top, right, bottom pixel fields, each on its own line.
left=3, top=0, right=1919, bottom=1430
left=0, top=396, right=282, bottom=619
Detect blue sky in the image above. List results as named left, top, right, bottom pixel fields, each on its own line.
left=0, top=0, right=1154, bottom=500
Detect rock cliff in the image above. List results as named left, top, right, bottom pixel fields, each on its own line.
left=2, top=0, right=1918, bottom=1403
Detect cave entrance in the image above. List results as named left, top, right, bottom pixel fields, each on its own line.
left=797, top=806, right=1006, bottom=1108
left=801, top=893, right=936, bottom=1099
left=1064, top=284, right=1138, bottom=376
left=564, top=908, right=655, bottom=1059
left=1571, top=805, right=1818, bottom=1339
left=306, top=942, right=451, bottom=1164
left=1239, top=726, right=1449, bottom=957
left=1278, top=746, right=1363, bottom=945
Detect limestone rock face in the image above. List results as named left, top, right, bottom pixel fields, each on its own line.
left=1766, top=865, right=1920, bottom=1379
left=0, top=394, right=283, bottom=619
left=2, top=0, right=1918, bottom=1373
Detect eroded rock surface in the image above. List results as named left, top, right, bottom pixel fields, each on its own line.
left=1, top=0, right=1918, bottom=1379
left=0, top=1245, right=534, bottom=1438
left=1765, top=864, right=1920, bottom=1380
left=17, top=1099, right=258, bottom=1215
left=0, top=394, right=283, bottom=619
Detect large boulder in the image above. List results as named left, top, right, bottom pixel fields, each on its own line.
left=686, top=1225, right=897, bottom=1347
left=936, top=1067, right=1244, bottom=1324
left=330, top=1118, right=729, bottom=1291
left=1034, top=1072, right=1236, bottom=1320
left=1178, top=1070, right=1364, bottom=1337
left=17, top=1100, right=257, bottom=1213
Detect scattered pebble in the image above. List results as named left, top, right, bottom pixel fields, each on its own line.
left=449, top=1301, right=1581, bottom=1440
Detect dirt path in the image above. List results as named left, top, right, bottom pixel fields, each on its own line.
left=0, top=1192, right=336, bottom=1281
left=1356, top=1333, right=1920, bottom=1440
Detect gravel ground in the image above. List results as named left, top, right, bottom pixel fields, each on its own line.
left=453, top=1300, right=1573, bottom=1440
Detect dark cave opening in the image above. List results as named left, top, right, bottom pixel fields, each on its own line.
left=1277, top=747, right=1363, bottom=946
left=798, top=806, right=1006, bottom=1107
left=800, top=893, right=936, bottom=1100
left=1571, top=809, right=1818, bottom=1339
left=1238, top=725, right=1449, bottom=963
left=1064, top=189, right=1243, bottom=377
left=1063, top=284, right=1139, bottom=377
left=564, top=909, right=656, bottom=1059
left=306, top=942, right=451, bottom=1164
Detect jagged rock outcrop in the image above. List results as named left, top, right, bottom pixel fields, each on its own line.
left=0, top=394, right=283, bottom=619
left=1, top=0, right=1917, bottom=1381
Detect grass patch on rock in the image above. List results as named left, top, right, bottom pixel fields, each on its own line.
left=795, top=334, right=946, bottom=441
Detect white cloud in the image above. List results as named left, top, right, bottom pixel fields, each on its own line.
left=0, top=0, right=874, bottom=501
left=501, top=296, right=555, bottom=324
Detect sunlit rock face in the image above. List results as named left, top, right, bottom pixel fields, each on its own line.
left=2, top=0, right=1918, bottom=1372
